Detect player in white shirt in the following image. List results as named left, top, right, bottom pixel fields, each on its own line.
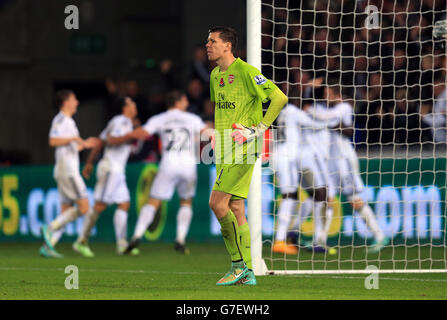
left=283, top=81, right=337, bottom=253
left=309, top=83, right=389, bottom=253
left=40, top=90, right=100, bottom=258
left=124, top=90, right=209, bottom=255
left=283, top=99, right=338, bottom=253
left=73, top=96, right=148, bottom=257
left=272, top=93, right=332, bottom=255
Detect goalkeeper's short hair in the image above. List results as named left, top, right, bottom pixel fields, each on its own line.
left=208, top=26, right=238, bottom=54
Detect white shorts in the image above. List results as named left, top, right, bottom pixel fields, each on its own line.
left=55, top=173, right=88, bottom=204
left=150, top=162, right=197, bottom=201
left=93, top=164, right=130, bottom=205
left=274, top=152, right=299, bottom=194
left=297, top=152, right=329, bottom=190
left=274, top=146, right=329, bottom=194
left=328, top=144, right=364, bottom=198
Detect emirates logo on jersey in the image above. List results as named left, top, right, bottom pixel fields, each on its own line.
left=219, top=77, right=225, bottom=87
left=216, top=92, right=235, bottom=109
left=228, top=74, right=234, bottom=84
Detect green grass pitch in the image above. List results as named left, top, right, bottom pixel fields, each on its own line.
left=0, top=242, right=446, bottom=300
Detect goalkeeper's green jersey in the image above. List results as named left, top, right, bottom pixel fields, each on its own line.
left=210, top=57, right=279, bottom=164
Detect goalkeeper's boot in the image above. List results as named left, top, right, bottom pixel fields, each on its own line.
left=238, top=269, right=257, bottom=286
left=123, top=238, right=140, bottom=255
left=39, top=245, right=63, bottom=258
left=73, top=241, right=95, bottom=258
left=216, top=261, right=248, bottom=286
left=272, top=240, right=298, bottom=255
left=369, top=237, right=390, bottom=253
left=174, top=242, right=190, bottom=255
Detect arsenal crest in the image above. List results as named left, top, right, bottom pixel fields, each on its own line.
left=219, top=77, right=225, bottom=87
left=228, top=74, right=234, bottom=84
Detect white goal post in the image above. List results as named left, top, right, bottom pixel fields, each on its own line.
left=247, top=0, right=269, bottom=276
left=247, top=0, right=447, bottom=275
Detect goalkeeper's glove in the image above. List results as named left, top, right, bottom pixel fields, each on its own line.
left=231, top=122, right=268, bottom=145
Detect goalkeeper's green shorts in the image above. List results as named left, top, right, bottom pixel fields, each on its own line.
left=212, top=163, right=255, bottom=200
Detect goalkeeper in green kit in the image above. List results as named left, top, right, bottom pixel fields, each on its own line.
left=206, top=26, right=288, bottom=285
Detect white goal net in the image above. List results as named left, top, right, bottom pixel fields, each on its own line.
left=258, top=0, right=447, bottom=274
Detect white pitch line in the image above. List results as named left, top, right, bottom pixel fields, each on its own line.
left=0, top=266, right=219, bottom=275
left=285, top=274, right=447, bottom=283
left=1, top=266, right=447, bottom=283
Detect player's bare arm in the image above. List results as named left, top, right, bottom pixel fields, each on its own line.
left=82, top=139, right=105, bottom=179
left=82, top=137, right=102, bottom=149
left=326, top=120, right=354, bottom=139
left=339, top=123, right=354, bottom=138
left=49, top=136, right=82, bottom=147
left=77, top=137, right=101, bottom=152
left=200, top=125, right=214, bottom=139
left=106, top=127, right=149, bottom=145
left=49, top=136, right=99, bottom=149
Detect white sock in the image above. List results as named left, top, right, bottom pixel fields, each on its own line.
left=77, top=210, right=100, bottom=244
left=114, top=208, right=128, bottom=245
left=50, top=228, right=65, bottom=247
left=314, top=201, right=327, bottom=246
left=291, top=198, right=312, bottom=230
left=176, top=205, right=193, bottom=245
left=359, top=204, right=384, bottom=242
left=133, top=204, right=156, bottom=239
left=276, top=198, right=296, bottom=242
left=50, top=207, right=80, bottom=232
left=324, top=207, right=334, bottom=235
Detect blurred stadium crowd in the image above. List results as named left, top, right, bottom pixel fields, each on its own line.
left=101, top=0, right=447, bottom=161
left=1, top=0, right=446, bottom=166
left=261, top=0, right=447, bottom=147
left=96, top=47, right=219, bottom=164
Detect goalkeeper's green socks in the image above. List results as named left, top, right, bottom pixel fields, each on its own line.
left=238, top=222, right=253, bottom=270
left=218, top=210, right=243, bottom=262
